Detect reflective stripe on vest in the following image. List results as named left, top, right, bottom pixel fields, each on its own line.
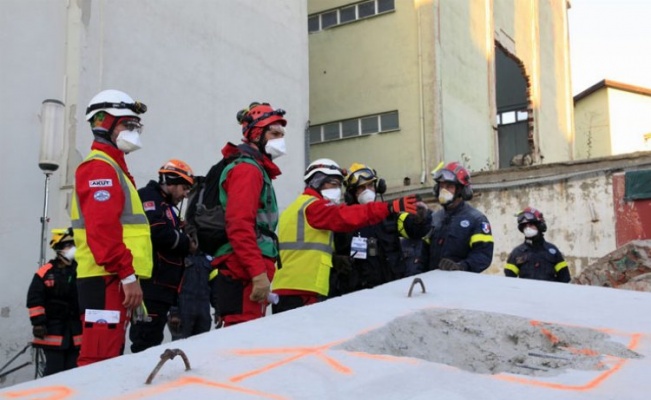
left=71, top=150, right=153, bottom=279
left=28, top=306, right=45, bottom=318
left=215, top=157, right=279, bottom=258
left=73, top=334, right=82, bottom=347
left=32, top=335, right=63, bottom=347
left=274, top=195, right=334, bottom=296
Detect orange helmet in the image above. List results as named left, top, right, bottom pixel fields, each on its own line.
left=236, top=102, right=287, bottom=141
left=159, top=159, right=194, bottom=186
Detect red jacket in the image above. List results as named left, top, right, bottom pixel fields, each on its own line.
left=212, top=143, right=281, bottom=281
left=75, top=141, right=137, bottom=279
left=303, top=187, right=391, bottom=232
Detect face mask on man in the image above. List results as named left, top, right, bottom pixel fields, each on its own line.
left=357, top=188, right=376, bottom=204
left=438, top=188, right=455, bottom=205
left=116, top=130, right=142, bottom=153
left=321, top=188, right=342, bottom=204
left=61, top=246, right=76, bottom=262
left=265, top=138, right=287, bottom=160
left=523, top=226, right=539, bottom=238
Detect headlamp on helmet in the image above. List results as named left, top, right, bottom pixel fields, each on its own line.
left=85, top=89, right=147, bottom=122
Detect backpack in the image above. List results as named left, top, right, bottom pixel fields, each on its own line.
left=184, top=158, right=231, bottom=255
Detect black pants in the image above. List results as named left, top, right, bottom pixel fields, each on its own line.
left=129, top=300, right=170, bottom=353
left=43, top=347, right=79, bottom=376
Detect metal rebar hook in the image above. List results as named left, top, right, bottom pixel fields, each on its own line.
left=145, top=348, right=192, bottom=385
left=407, top=277, right=427, bottom=297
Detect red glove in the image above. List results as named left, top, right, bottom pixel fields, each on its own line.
left=388, top=195, right=418, bottom=215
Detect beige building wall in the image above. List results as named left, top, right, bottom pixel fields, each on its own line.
left=308, top=0, right=573, bottom=192
left=609, top=90, right=651, bottom=154
left=574, top=81, right=651, bottom=159
left=309, top=0, right=434, bottom=188
left=574, top=88, right=611, bottom=159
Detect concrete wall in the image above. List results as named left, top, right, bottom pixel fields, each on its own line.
left=0, top=0, right=307, bottom=387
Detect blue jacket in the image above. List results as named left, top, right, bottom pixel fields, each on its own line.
left=424, top=201, right=494, bottom=273
left=504, top=237, right=570, bottom=282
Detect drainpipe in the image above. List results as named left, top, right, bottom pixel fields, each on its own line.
left=417, top=2, right=427, bottom=184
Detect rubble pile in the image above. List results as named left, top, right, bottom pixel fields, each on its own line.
left=573, top=240, right=651, bottom=291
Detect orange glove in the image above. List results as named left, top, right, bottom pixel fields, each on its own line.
left=388, top=195, right=418, bottom=215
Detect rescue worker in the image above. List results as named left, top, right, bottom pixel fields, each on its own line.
left=272, top=158, right=419, bottom=313
left=129, top=159, right=197, bottom=352
left=168, top=253, right=216, bottom=340
left=504, top=207, right=571, bottom=282
left=71, top=89, right=152, bottom=365
left=26, top=228, right=82, bottom=375
left=211, top=101, right=286, bottom=326
left=330, top=163, right=431, bottom=296
left=422, top=161, right=494, bottom=273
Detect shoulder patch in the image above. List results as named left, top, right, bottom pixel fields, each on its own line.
left=460, top=220, right=470, bottom=228
left=93, top=190, right=110, bottom=202
left=143, top=201, right=156, bottom=211
left=89, top=179, right=113, bottom=187
left=548, top=247, right=557, bottom=255
left=481, top=222, right=491, bottom=234
left=165, top=208, right=174, bottom=220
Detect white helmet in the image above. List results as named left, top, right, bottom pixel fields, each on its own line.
left=85, top=89, right=147, bottom=121
left=303, top=158, right=346, bottom=183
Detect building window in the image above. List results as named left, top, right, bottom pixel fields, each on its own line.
left=308, top=0, right=395, bottom=33
left=309, top=111, right=400, bottom=144
left=496, top=109, right=528, bottom=126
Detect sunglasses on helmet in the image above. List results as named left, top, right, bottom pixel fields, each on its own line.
left=517, top=212, right=538, bottom=224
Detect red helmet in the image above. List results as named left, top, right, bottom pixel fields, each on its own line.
left=433, top=161, right=473, bottom=200
left=237, top=102, right=287, bottom=141
left=159, top=159, right=194, bottom=186
left=517, top=206, right=547, bottom=232
left=433, top=162, right=471, bottom=186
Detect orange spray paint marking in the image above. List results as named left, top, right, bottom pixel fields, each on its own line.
left=496, top=332, right=643, bottom=391
left=2, top=386, right=73, bottom=400
left=117, top=376, right=288, bottom=400
left=230, top=341, right=351, bottom=383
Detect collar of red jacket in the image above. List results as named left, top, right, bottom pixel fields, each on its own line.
left=90, top=140, right=131, bottom=177
left=221, top=142, right=281, bottom=179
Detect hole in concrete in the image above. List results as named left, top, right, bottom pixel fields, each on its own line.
left=336, top=309, right=642, bottom=376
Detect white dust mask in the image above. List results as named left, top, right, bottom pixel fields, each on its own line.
left=438, top=188, right=455, bottom=205
left=265, top=138, right=287, bottom=160
left=523, top=227, right=539, bottom=238
left=116, top=130, right=142, bottom=153
left=321, top=188, right=342, bottom=204
left=62, top=246, right=76, bottom=261
left=357, top=189, right=376, bottom=204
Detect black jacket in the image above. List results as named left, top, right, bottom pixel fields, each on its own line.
left=504, top=236, right=571, bottom=283
left=26, top=259, right=82, bottom=349
left=331, top=212, right=431, bottom=296
left=424, top=201, right=494, bottom=273
left=138, top=180, right=192, bottom=304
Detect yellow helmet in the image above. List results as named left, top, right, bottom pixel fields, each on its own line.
left=49, top=228, right=74, bottom=250
left=345, top=163, right=378, bottom=189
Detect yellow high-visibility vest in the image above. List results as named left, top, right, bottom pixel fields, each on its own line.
left=273, top=194, right=333, bottom=296
left=71, top=150, right=152, bottom=279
